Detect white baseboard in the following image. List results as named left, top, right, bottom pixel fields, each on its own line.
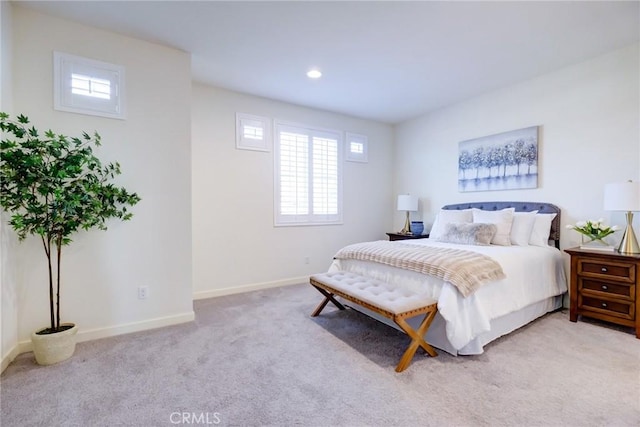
left=1, top=344, right=21, bottom=373
left=193, top=275, right=309, bottom=300
left=3, top=277, right=310, bottom=371
left=5, top=311, right=195, bottom=366
left=74, top=311, right=195, bottom=344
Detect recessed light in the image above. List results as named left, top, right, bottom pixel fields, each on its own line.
left=307, top=69, right=322, bottom=79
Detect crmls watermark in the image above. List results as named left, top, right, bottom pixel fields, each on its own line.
left=169, top=412, right=221, bottom=425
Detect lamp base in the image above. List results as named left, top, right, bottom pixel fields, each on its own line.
left=399, top=211, right=412, bottom=235
left=617, top=212, right=640, bottom=254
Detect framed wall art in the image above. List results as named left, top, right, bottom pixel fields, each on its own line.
left=458, top=126, right=539, bottom=192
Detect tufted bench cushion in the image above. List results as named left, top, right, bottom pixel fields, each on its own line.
left=311, top=271, right=435, bottom=316
left=309, top=271, right=438, bottom=372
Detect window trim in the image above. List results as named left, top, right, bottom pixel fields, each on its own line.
left=53, top=51, right=126, bottom=120
left=236, top=113, right=271, bottom=152
left=274, top=120, right=343, bottom=227
left=345, top=132, right=368, bottom=163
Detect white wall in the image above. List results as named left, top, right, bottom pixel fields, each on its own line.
left=395, top=43, right=640, bottom=251
left=192, top=84, right=394, bottom=298
left=0, top=0, right=11, bottom=111
left=0, top=0, right=19, bottom=372
left=8, top=6, right=193, bottom=355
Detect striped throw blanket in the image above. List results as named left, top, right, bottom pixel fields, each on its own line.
left=333, top=241, right=506, bottom=297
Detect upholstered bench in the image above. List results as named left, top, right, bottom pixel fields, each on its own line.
left=309, top=271, right=438, bottom=372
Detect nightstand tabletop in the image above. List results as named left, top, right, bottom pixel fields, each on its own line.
left=386, top=232, right=430, bottom=241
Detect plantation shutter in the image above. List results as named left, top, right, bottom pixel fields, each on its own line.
left=275, top=122, right=342, bottom=225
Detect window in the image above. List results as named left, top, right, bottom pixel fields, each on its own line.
left=54, top=52, right=125, bottom=119
left=236, top=113, right=271, bottom=151
left=345, top=132, right=368, bottom=163
left=274, top=121, right=342, bottom=226
left=71, top=74, right=111, bottom=99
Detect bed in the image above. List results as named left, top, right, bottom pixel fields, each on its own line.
left=327, top=201, right=568, bottom=356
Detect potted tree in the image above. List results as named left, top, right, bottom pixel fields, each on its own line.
left=0, top=112, right=140, bottom=365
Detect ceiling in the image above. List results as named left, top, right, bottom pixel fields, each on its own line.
left=14, top=1, right=640, bottom=124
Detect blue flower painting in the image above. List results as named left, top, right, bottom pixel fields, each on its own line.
left=458, top=126, right=538, bottom=192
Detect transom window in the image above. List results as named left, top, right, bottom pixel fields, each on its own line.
left=350, top=141, right=364, bottom=154
left=236, top=113, right=271, bottom=151
left=243, top=124, right=263, bottom=140
left=71, top=73, right=111, bottom=99
left=54, top=51, right=125, bottom=119
left=345, top=132, right=368, bottom=163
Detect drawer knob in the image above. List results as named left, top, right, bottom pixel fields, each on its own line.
left=601, top=285, right=608, bottom=290
left=601, top=302, right=608, bottom=308
left=601, top=267, right=608, bottom=273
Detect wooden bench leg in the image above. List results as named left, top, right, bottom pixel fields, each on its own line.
left=310, top=285, right=346, bottom=317
left=394, top=308, right=438, bottom=372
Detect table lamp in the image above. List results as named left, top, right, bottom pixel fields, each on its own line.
left=397, top=194, right=418, bottom=235
left=604, top=180, right=640, bottom=254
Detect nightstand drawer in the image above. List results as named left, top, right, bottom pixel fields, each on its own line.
left=579, top=278, right=634, bottom=300
left=579, top=295, right=634, bottom=320
left=578, top=259, right=635, bottom=283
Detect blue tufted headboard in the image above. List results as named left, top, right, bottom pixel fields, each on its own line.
left=441, top=201, right=561, bottom=249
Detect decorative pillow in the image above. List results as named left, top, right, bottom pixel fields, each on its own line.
left=435, top=222, right=497, bottom=246
left=529, top=213, right=557, bottom=247
left=510, top=210, right=538, bottom=246
left=472, top=208, right=515, bottom=246
left=429, top=209, right=473, bottom=240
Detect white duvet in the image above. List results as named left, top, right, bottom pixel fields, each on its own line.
left=328, top=239, right=567, bottom=352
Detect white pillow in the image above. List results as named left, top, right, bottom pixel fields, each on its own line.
left=472, top=208, right=515, bottom=246
left=529, top=213, right=557, bottom=247
left=429, top=209, right=473, bottom=240
left=510, top=210, right=538, bottom=246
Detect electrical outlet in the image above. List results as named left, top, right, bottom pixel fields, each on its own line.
left=138, top=286, right=149, bottom=300
left=304, top=256, right=310, bottom=264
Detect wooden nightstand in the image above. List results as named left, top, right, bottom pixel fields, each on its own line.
left=565, top=247, right=640, bottom=338
left=386, top=232, right=429, bottom=241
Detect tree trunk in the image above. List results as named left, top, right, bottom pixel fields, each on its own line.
left=56, top=237, right=62, bottom=331
left=42, top=236, right=55, bottom=331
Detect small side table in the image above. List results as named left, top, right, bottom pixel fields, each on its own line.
left=565, top=247, right=640, bottom=338
left=386, top=232, right=429, bottom=241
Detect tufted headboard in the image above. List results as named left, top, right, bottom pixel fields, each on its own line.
left=441, top=201, right=561, bottom=249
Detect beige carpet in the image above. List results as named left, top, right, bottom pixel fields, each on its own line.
left=1, top=283, right=639, bottom=426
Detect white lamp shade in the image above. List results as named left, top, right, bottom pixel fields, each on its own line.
left=397, top=194, right=418, bottom=211
left=604, top=181, right=640, bottom=211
